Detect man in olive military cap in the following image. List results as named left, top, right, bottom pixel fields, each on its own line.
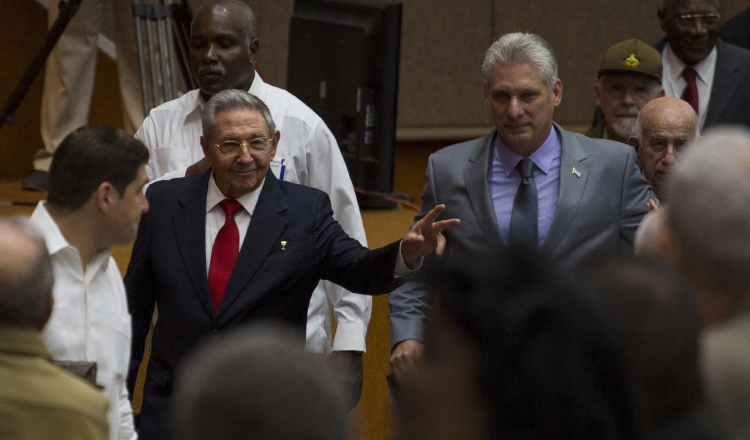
left=587, top=39, right=665, bottom=144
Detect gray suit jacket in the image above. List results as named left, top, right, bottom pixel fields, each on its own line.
left=654, top=38, right=750, bottom=129
left=388, top=124, right=652, bottom=347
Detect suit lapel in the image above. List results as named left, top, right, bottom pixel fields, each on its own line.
left=705, top=41, right=740, bottom=128
left=541, top=125, right=588, bottom=255
left=215, top=172, right=288, bottom=318
left=464, top=131, right=505, bottom=250
left=173, top=172, right=213, bottom=317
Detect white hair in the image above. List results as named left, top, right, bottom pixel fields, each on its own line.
left=482, top=32, right=558, bottom=91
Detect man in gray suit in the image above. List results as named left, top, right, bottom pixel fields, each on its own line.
left=388, top=32, right=653, bottom=384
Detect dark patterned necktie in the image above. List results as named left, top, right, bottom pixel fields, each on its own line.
left=509, top=158, right=538, bottom=251
left=681, top=67, right=699, bottom=115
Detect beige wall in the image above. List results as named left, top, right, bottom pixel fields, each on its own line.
left=241, top=0, right=750, bottom=137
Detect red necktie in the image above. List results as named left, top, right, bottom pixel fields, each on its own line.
left=208, top=199, right=243, bottom=311
left=681, top=67, right=699, bottom=115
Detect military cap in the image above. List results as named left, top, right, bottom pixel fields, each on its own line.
left=598, top=39, right=662, bottom=82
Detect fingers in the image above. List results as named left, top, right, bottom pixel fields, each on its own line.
left=431, top=218, right=461, bottom=233
left=646, top=199, right=659, bottom=213
left=389, top=340, right=425, bottom=385
left=419, top=204, right=446, bottom=225
left=435, top=232, right=446, bottom=258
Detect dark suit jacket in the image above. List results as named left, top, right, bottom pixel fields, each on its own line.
left=654, top=38, right=750, bottom=129
left=388, top=124, right=653, bottom=347
left=125, top=170, right=401, bottom=396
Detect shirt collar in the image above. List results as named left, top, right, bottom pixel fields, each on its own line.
left=31, top=202, right=111, bottom=271
left=179, top=71, right=263, bottom=127
left=494, top=126, right=561, bottom=177
left=664, top=44, right=717, bottom=85
left=206, top=172, right=265, bottom=216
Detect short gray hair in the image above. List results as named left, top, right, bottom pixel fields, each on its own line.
left=0, top=217, right=54, bottom=328
left=666, top=127, right=750, bottom=293
left=202, top=89, right=276, bottom=140
left=172, top=323, right=347, bottom=440
left=482, top=32, right=558, bottom=91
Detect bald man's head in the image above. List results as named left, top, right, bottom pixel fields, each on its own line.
left=628, top=97, right=698, bottom=200
left=0, top=218, right=54, bottom=329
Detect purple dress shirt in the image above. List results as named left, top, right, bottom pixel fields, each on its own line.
left=488, top=127, right=562, bottom=247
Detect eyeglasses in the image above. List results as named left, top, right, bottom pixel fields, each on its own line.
left=674, top=12, right=721, bottom=28
left=213, top=138, right=273, bottom=155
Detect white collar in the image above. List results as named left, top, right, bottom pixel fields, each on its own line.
left=206, top=172, right=265, bottom=216
left=664, top=44, right=717, bottom=85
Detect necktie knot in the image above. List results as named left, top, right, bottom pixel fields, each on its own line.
left=682, top=67, right=697, bottom=82
left=219, top=199, right=243, bottom=218
left=518, top=157, right=535, bottom=179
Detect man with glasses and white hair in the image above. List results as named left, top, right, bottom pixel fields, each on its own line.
left=656, top=0, right=750, bottom=130
left=125, top=89, right=459, bottom=440
left=388, top=32, right=653, bottom=385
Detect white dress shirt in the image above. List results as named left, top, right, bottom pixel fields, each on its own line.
left=661, top=44, right=717, bottom=130
left=134, top=74, right=371, bottom=353
left=30, top=202, right=137, bottom=440
left=205, top=174, right=263, bottom=271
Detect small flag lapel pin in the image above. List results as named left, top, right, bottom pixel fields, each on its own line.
left=572, top=167, right=581, bottom=178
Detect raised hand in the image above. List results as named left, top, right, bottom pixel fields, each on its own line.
left=401, top=204, right=460, bottom=265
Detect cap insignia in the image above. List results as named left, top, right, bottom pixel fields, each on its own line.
left=624, top=53, right=640, bottom=67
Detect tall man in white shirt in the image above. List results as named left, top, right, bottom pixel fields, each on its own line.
left=656, top=0, right=750, bottom=130
left=134, top=0, right=371, bottom=401
left=29, top=125, right=151, bottom=440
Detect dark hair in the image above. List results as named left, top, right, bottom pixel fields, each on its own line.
left=580, top=254, right=704, bottom=427
left=46, top=126, right=149, bottom=211
left=172, top=323, right=347, bottom=440
left=0, top=218, right=54, bottom=327
left=427, top=250, right=637, bottom=439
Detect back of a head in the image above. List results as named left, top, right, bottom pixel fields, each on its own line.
left=665, top=127, right=750, bottom=296
left=47, top=126, right=149, bottom=212
left=581, top=254, right=703, bottom=427
left=172, top=323, right=347, bottom=440
left=420, top=251, right=636, bottom=439
left=0, top=218, right=53, bottom=329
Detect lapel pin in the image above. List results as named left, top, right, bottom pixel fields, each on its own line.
left=572, top=167, right=581, bottom=178
left=281, top=241, right=287, bottom=251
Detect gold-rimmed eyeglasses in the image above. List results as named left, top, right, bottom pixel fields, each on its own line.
left=213, top=138, right=273, bottom=155
left=674, top=12, right=721, bottom=28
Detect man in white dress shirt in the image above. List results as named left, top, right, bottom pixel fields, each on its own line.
left=29, top=126, right=150, bottom=440
left=134, top=0, right=370, bottom=402
left=656, top=0, right=750, bottom=130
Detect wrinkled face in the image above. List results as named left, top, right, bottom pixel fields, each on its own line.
left=110, top=165, right=149, bottom=246
left=596, top=74, right=662, bottom=141
left=659, top=0, right=720, bottom=66
left=484, top=63, right=562, bottom=156
left=190, top=4, right=258, bottom=100
left=399, top=304, right=489, bottom=440
left=201, top=108, right=278, bottom=199
left=636, top=107, right=696, bottom=199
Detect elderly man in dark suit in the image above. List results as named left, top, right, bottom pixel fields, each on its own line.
left=388, top=32, right=653, bottom=384
left=125, top=89, right=458, bottom=440
left=656, top=0, right=750, bottom=130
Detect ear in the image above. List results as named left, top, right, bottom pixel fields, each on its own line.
left=249, top=38, right=260, bottom=63
left=594, top=82, right=602, bottom=107
left=483, top=82, right=490, bottom=108
left=628, top=135, right=642, bottom=164
left=200, top=135, right=213, bottom=166
left=94, top=181, right=118, bottom=213
left=269, top=130, right=280, bottom=160
left=552, top=78, right=563, bottom=107
left=658, top=88, right=666, bottom=98
left=657, top=8, right=667, bottom=32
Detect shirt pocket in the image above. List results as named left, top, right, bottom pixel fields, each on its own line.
left=153, top=147, right=188, bottom=174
